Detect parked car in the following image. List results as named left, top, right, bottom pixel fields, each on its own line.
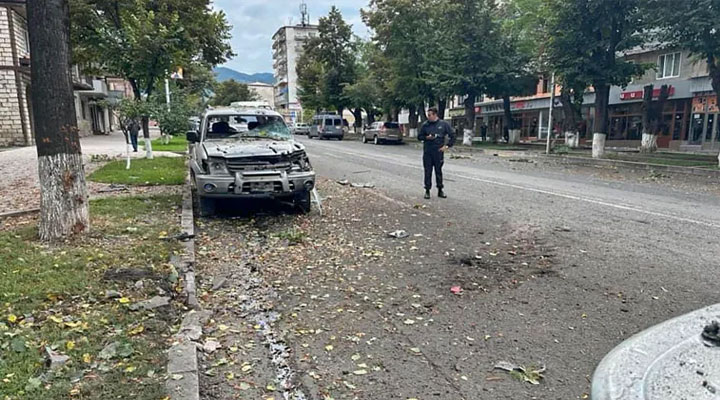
left=187, top=107, right=316, bottom=216
left=362, top=121, right=403, bottom=145
left=291, top=122, right=310, bottom=135
left=309, top=113, right=344, bottom=140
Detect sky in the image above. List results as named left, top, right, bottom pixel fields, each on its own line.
left=212, top=0, right=369, bottom=74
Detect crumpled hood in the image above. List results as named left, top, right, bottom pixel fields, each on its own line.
left=203, top=139, right=305, bottom=158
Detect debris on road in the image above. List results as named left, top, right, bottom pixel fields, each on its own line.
left=702, top=321, right=720, bottom=347
left=337, top=179, right=350, bottom=186
left=494, top=361, right=546, bottom=385
left=46, top=347, right=70, bottom=370
left=388, top=230, right=409, bottom=239
left=450, top=286, right=463, bottom=294
left=350, top=182, right=376, bottom=188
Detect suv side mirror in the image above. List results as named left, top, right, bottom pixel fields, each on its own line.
left=186, top=130, right=199, bottom=143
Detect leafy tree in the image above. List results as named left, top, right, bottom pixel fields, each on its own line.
left=431, top=0, right=498, bottom=144
left=342, top=41, right=384, bottom=129
left=362, top=0, right=435, bottom=131
left=301, top=7, right=357, bottom=116
left=546, top=0, right=647, bottom=158
left=69, top=0, right=233, bottom=158
left=649, top=0, right=720, bottom=164
left=210, top=79, right=257, bottom=106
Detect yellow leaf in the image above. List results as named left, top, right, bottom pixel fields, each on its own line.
left=118, top=297, right=131, bottom=304
left=226, top=372, right=235, bottom=380
left=241, top=364, right=252, bottom=373
left=83, top=353, right=92, bottom=363
left=49, top=316, right=63, bottom=324
left=266, top=384, right=276, bottom=391
left=64, top=321, right=82, bottom=329
left=128, top=325, right=144, bottom=336
left=69, top=388, right=80, bottom=396
left=66, top=341, right=75, bottom=350
left=124, top=365, right=136, bottom=373
left=218, top=324, right=229, bottom=331
left=7, top=314, right=16, bottom=324
left=324, top=345, right=333, bottom=352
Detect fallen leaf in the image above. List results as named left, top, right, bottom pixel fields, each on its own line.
left=353, top=369, right=368, bottom=375
left=66, top=341, right=75, bottom=350
left=7, top=314, right=17, bottom=324
left=118, top=297, right=130, bottom=304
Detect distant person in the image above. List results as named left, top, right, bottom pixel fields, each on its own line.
left=481, top=123, right=488, bottom=142
left=129, top=119, right=140, bottom=152
left=418, top=107, right=456, bottom=199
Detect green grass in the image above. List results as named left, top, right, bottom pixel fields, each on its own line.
left=0, top=195, right=182, bottom=399
left=151, top=135, right=188, bottom=152
left=88, top=156, right=186, bottom=186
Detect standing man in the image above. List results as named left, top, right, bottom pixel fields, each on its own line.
left=418, top=107, right=456, bottom=199
left=128, top=119, right=140, bottom=152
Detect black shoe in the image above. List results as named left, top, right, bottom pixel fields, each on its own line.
left=424, top=190, right=431, bottom=199
left=438, top=190, right=447, bottom=198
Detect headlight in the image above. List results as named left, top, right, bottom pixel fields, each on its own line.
left=207, top=157, right=229, bottom=174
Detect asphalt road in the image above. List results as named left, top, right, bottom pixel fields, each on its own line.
left=293, top=136, right=720, bottom=398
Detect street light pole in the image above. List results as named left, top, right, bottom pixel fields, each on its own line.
left=546, top=72, right=556, bottom=155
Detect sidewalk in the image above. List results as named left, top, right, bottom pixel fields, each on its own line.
left=0, top=130, right=175, bottom=216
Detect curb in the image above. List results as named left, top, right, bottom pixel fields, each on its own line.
left=547, top=154, right=720, bottom=178
left=0, top=208, right=40, bottom=219
left=166, top=172, right=204, bottom=400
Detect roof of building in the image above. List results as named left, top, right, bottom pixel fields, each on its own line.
left=272, top=24, right=319, bottom=40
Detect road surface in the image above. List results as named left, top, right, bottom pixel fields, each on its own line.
left=196, top=136, right=720, bottom=400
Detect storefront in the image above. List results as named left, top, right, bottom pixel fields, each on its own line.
left=688, top=93, right=720, bottom=150
left=607, top=99, right=690, bottom=149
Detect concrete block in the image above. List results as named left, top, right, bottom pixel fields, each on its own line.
left=167, top=341, right=197, bottom=374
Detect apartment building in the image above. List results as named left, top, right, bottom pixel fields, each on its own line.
left=271, top=24, right=318, bottom=123
left=0, top=2, right=31, bottom=147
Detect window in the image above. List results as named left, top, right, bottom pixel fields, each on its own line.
left=541, top=75, right=550, bottom=94
left=383, top=122, right=399, bottom=129
left=657, top=52, right=681, bottom=79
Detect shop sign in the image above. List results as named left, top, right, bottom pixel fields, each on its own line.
left=692, top=95, right=719, bottom=113
left=620, top=86, right=675, bottom=101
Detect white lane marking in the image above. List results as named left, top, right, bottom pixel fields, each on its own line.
left=308, top=143, right=720, bottom=229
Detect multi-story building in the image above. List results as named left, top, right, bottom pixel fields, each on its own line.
left=272, top=24, right=318, bottom=123
left=247, top=81, right=275, bottom=109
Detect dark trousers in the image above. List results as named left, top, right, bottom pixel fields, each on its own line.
left=130, top=133, right=138, bottom=151
left=423, top=149, right=444, bottom=190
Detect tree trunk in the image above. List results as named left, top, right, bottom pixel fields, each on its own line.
left=438, top=97, right=447, bottom=120
left=367, top=110, right=376, bottom=125
left=141, top=115, right=153, bottom=159
left=419, top=103, right=427, bottom=123
left=503, top=95, right=520, bottom=144
left=559, top=90, right=582, bottom=149
left=463, top=95, right=475, bottom=146
left=408, top=105, right=418, bottom=138
left=592, top=83, right=610, bottom=158
left=640, top=85, right=656, bottom=154
left=28, top=0, right=89, bottom=241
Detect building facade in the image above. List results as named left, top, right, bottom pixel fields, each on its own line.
left=272, top=24, right=318, bottom=123
left=247, top=81, right=275, bottom=109
left=0, top=2, right=31, bottom=147
left=467, top=47, right=720, bottom=151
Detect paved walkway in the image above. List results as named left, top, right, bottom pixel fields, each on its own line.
left=0, top=131, right=173, bottom=215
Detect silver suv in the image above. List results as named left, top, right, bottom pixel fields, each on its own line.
left=187, top=107, right=316, bottom=216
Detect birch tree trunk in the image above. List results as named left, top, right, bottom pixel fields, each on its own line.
left=142, top=116, right=153, bottom=159
left=463, top=95, right=475, bottom=146
left=28, top=0, right=89, bottom=240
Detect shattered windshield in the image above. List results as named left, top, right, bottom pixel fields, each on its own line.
left=205, top=114, right=291, bottom=141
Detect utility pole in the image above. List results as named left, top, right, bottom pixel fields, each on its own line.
left=27, top=0, right=90, bottom=240
left=546, top=72, right=556, bottom=155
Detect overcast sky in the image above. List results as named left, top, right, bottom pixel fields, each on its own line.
left=213, top=0, right=369, bottom=74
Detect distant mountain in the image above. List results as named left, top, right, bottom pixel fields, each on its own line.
left=213, top=67, right=274, bottom=84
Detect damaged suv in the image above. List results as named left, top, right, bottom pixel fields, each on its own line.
left=187, top=107, right=316, bottom=216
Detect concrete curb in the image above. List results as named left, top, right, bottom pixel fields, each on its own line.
left=547, top=154, right=720, bottom=178
left=166, top=172, right=205, bottom=400
left=0, top=208, right=40, bottom=219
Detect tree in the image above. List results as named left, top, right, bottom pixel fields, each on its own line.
left=210, top=79, right=257, bottom=106
left=650, top=0, right=720, bottom=164
left=431, top=0, right=498, bottom=145
left=640, top=84, right=670, bottom=153
left=546, top=0, right=647, bottom=158
left=297, top=47, right=327, bottom=113
left=28, top=0, right=89, bottom=241
left=362, top=0, right=436, bottom=135
left=342, top=41, right=384, bottom=130
left=70, top=0, right=233, bottom=158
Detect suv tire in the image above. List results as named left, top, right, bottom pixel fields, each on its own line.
left=295, top=190, right=311, bottom=214
left=362, top=135, right=368, bottom=144
left=374, top=136, right=380, bottom=145
left=198, top=196, right=216, bottom=217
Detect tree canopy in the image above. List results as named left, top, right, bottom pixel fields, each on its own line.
left=209, top=80, right=258, bottom=107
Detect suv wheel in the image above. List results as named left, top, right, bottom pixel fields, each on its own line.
left=362, top=135, right=368, bottom=144
left=374, top=136, right=380, bottom=145
left=295, top=190, right=311, bottom=214
left=198, top=196, right=216, bottom=217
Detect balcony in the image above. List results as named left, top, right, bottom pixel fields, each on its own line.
left=71, top=65, right=93, bottom=90
left=77, top=78, right=109, bottom=98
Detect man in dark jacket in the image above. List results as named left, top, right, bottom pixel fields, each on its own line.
left=418, top=107, right=456, bottom=199
left=128, top=119, right=140, bottom=152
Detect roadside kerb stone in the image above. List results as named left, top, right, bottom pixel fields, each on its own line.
left=547, top=154, right=720, bottom=178
left=166, top=171, right=204, bottom=400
